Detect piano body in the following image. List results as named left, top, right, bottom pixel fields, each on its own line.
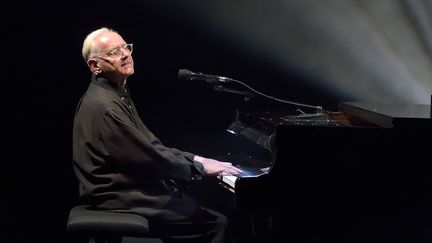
left=219, top=102, right=432, bottom=243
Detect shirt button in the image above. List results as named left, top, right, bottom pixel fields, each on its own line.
left=121, top=97, right=125, bottom=100
left=128, top=105, right=132, bottom=109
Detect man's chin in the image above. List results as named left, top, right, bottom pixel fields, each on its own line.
left=124, top=69, right=135, bottom=77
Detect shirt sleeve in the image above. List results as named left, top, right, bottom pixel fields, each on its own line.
left=99, top=107, right=204, bottom=181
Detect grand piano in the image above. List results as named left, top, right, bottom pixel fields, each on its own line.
left=216, top=101, right=432, bottom=243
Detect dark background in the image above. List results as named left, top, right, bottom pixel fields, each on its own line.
left=6, top=1, right=428, bottom=242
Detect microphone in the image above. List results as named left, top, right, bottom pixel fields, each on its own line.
left=178, top=69, right=231, bottom=84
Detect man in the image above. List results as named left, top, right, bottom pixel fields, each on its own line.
left=73, top=27, right=242, bottom=243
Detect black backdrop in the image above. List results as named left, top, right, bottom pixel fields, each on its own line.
left=4, top=2, right=340, bottom=242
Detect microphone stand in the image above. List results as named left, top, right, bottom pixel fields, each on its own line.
left=213, top=85, right=254, bottom=102
left=222, top=77, right=328, bottom=116
left=180, top=68, right=329, bottom=116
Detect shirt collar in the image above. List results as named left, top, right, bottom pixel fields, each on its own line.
left=91, top=75, right=129, bottom=97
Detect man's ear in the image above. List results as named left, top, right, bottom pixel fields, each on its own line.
left=87, top=59, right=101, bottom=75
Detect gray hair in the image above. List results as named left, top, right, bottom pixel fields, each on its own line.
left=81, top=27, right=117, bottom=62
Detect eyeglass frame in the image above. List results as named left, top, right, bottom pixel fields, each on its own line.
left=93, top=43, right=133, bottom=59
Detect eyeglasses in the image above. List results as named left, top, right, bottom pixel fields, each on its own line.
left=97, top=43, right=133, bottom=59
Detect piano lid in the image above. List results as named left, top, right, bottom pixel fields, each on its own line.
left=225, top=108, right=347, bottom=153
left=339, top=102, right=432, bottom=128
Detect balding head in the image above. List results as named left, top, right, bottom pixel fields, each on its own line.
left=82, top=27, right=117, bottom=62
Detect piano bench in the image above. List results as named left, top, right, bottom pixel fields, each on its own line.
left=67, top=205, right=163, bottom=243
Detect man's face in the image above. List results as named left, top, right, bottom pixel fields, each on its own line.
left=90, top=31, right=134, bottom=82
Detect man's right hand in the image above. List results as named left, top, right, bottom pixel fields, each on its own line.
left=194, top=156, right=243, bottom=176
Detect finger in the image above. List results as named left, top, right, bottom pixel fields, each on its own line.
left=230, top=165, right=243, bottom=173
left=220, top=162, right=232, bottom=166
left=224, top=167, right=242, bottom=176
left=230, top=169, right=242, bottom=176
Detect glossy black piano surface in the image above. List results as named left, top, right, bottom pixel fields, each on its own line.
left=220, top=102, right=432, bottom=243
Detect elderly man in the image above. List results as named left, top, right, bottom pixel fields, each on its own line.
left=73, top=27, right=241, bottom=243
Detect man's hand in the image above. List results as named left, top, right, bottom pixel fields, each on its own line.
left=194, top=156, right=243, bottom=176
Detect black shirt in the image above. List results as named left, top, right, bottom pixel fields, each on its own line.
left=72, top=75, right=204, bottom=220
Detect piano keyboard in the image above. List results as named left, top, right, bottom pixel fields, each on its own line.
left=218, top=165, right=269, bottom=191
left=218, top=175, right=238, bottom=191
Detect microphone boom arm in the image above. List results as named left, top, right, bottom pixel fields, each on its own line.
left=178, top=69, right=326, bottom=114
left=226, top=77, right=325, bottom=114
